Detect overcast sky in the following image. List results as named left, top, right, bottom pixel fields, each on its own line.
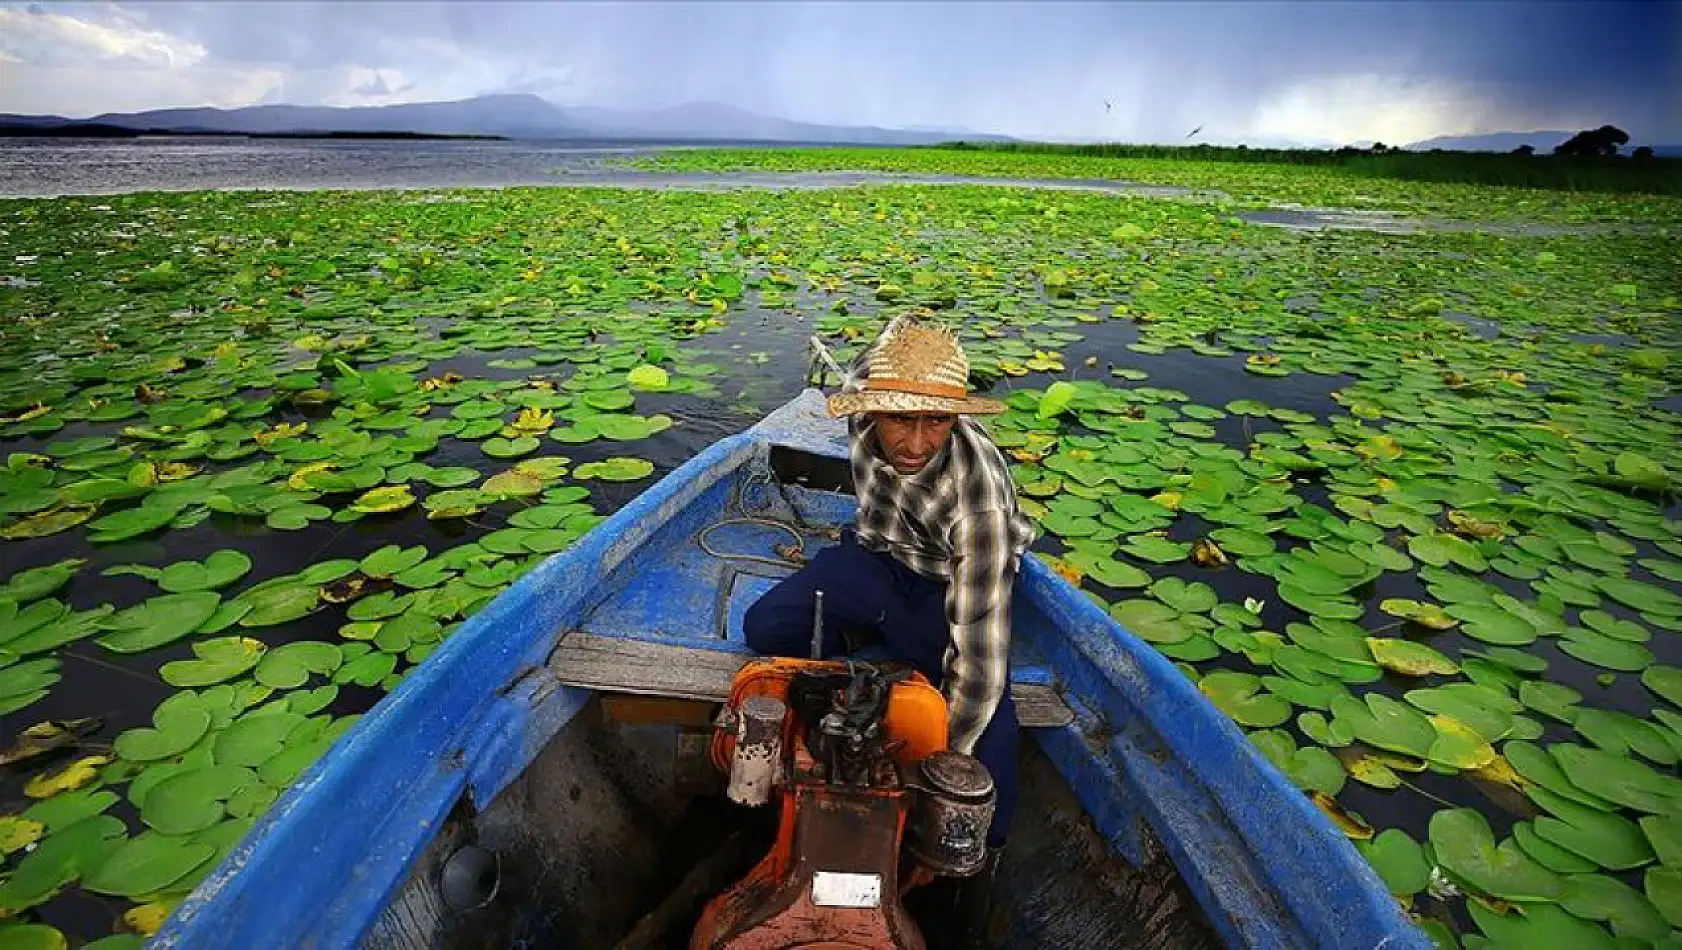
left=2, top=1, right=1677, bottom=146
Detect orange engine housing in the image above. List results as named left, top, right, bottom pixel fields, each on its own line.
left=691, top=658, right=950, bottom=950
left=707, top=657, right=949, bottom=774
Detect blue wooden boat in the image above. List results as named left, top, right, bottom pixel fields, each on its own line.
left=154, top=388, right=1427, bottom=949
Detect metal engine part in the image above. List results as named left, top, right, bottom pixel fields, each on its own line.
left=906, top=751, right=996, bottom=877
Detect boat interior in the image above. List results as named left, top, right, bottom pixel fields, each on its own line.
left=359, top=443, right=1221, bottom=949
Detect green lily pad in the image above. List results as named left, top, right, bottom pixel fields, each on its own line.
left=360, top=544, right=429, bottom=579
left=86, top=505, right=177, bottom=543
left=1355, top=828, right=1431, bottom=897
left=1148, top=577, right=1217, bottom=614
left=573, top=457, right=655, bottom=481
left=254, top=641, right=343, bottom=689
left=1198, top=671, right=1290, bottom=727
left=1120, top=535, right=1191, bottom=564
left=1560, top=872, right=1670, bottom=941
left=1430, top=807, right=1563, bottom=902
left=3, top=559, right=84, bottom=603
left=1530, top=787, right=1656, bottom=870
left=1558, top=627, right=1655, bottom=672
left=1249, top=729, right=1345, bottom=794
left=1329, top=693, right=1435, bottom=759
left=1648, top=866, right=1682, bottom=928
left=215, top=712, right=306, bottom=770
left=80, top=830, right=216, bottom=898
left=140, top=764, right=256, bottom=835
left=236, top=583, right=322, bottom=627
left=159, top=637, right=267, bottom=688
left=1551, top=743, right=1682, bottom=814
left=1366, top=638, right=1458, bottom=676
left=483, top=435, right=540, bottom=458
left=96, top=591, right=222, bottom=653
left=158, top=550, right=253, bottom=593
left=0, top=924, right=71, bottom=950
left=1109, top=599, right=1193, bottom=644
left=1467, top=900, right=1617, bottom=949
left=114, top=702, right=212, bottom=763
left=1641, top=665, right=1682, bottom=709
left=1444, top=603, right=1536, bottom=646
left=1519, top=680, right=1581, bottom=723
left=0, top=815, right=125, bottom=914
left=1513, top=820, right=1599, bottom=874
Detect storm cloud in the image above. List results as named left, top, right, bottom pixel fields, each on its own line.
left=2, top=0, right=1676, bottom=145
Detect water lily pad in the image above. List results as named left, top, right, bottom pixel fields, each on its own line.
left=1642, top=665, right=1682, bottom=709
left=1519, top=680, right=1581, bottom=723
left=1249, top=729, right=1345, bottom=794
left=349, top=484, right=416, bottom=514
left=158, top=550, right=253, bottom=593
left=140, top=764, right=256, bottom=835
left=160, top=637, right=267, bottom=688
left=86, top=505, right=177, bottom=543
left=1551, top=744, right=1682, bottom=814
left=0, top=815, right=124, bottom=914
left=1429, top=807, right=1563, bottom=902
left=573, top=457, right=655, bottom=481
left=1377, top=598, right=1457, bottom=630
left=1329, top=693, right=1435, bottom=759
left=80, top=831, right=216, bottom=898
left=1120, top=535, right=1190, bottom=564
left=3, top=559, right=83, bottom=603
left=0, top=658, right=60, bottom=715
left=1355, top=828, right=1430, bottom=897
left=1558, top=627, right=1654, bottom=672
left=21, top=789, right=118, bottom=833
left=1560, top=872, right=1670, bottom=941
left=97, top=591, right=222, bottom=653
left=1109, top=600, right=1193, bottom=644
left=1513, top=819, right=1599, bottom=874
left=1530, top=787, right=1655, bottom=870
left=1648, top=867, right=1682, bottom=928
left=114, top=703, right=212, bottom=763
left=1366, top=638, right=1458, bottom=676
left=1467, top=900, right=1616, bottom=949
left=254, top=641, right=343, bottom=689
left=215, top=712, right=308, bottom=769
left=1198, top=671, right=1290, bottom=727
left=360, top=544, right=429, bottom=579
left=236, top=583, right=321, bottom=627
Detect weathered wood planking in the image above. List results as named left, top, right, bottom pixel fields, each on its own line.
left=549, top=630, right=1075, bottom=729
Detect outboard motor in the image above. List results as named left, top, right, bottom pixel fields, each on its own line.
left=691, top=658, right=995, bottom=950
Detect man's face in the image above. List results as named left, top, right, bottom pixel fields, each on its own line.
left=869, top=412, right=957, bottom=475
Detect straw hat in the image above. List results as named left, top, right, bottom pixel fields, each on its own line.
left=826, top=320, right=1005, bottom=417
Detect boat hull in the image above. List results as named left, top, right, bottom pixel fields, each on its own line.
left=154, top=389, right=1425, bottom=949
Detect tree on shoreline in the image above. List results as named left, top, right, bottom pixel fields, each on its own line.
left=1554, top=125, right=1630, bottom=156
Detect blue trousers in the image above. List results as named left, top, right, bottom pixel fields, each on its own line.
left=742, top=530, right=1019, bottom=847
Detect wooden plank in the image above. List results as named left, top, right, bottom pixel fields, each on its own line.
left=1012, top=683, right=1075, bottom=729
left=549, top=631, right=1076, bottom=729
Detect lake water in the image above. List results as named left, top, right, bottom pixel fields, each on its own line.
left=0, top=137, right=1204, bottom=200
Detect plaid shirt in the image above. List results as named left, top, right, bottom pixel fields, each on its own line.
left=840, top=324, right=1035, bottom=754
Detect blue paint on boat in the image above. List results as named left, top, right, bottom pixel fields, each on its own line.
left=154, top=389, right=1426, bottom=949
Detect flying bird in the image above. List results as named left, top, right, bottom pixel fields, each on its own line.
left=1104, top=100, right=1113, bottom=112
left=1185, top=125, right=1203, bottom=139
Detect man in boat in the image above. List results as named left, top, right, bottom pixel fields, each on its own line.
left=744, top=313, right=1034, bottom=932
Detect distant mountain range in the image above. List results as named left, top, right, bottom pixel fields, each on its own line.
left=0, top=94, right=1010, bottom=146
left=1406, top=130, right=1682, bottom=156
